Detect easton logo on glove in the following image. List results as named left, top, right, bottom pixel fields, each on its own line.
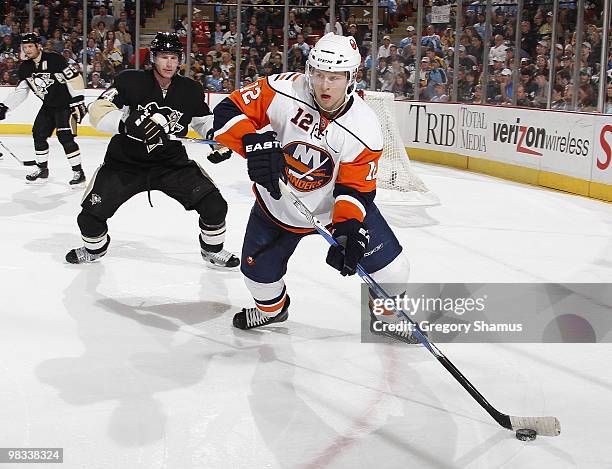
left=244, top=141, right=282, bottom=153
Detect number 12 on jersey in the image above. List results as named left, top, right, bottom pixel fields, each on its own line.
left=240, top=83, right=262, bottom=105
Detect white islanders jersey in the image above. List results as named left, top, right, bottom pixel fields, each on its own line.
left=214, top=73, right=383, bottom=231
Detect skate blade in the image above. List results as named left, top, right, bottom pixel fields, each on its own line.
left=203, top=261, right=240, bottom=271
left=25, top=179, right=49, bottom=185
left=69, top=182, right=86, bottom=190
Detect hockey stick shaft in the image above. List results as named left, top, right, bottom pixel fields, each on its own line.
left=278, top=181, right=560, bottom=436
left=169, top=136, right=218, bottom=145
left=0, top=139, right=30, bottom=165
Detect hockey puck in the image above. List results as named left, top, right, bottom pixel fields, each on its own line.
left=515, top=428, right=537, bottom=441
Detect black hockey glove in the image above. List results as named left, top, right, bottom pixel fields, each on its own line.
left=69, top=96, right=87, bottom=124
left=326, top=219, right=370, bottom=277
left=122, top=108, right=168, bottom=146
left=242, top=131, right=286, bottom=200
left=0, top=103, right=8, bottom=121
left=208, top=147, right=232, bottom=164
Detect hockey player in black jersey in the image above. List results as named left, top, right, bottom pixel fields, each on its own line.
left=0, top=32, right=88, bottom=187
left=65, top=32, right=239, bottom=269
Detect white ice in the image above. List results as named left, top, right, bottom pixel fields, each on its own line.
left=0, top=135, right=611, bottom=469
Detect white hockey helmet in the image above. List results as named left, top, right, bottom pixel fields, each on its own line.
left=306, top=33, right=362, bottom=105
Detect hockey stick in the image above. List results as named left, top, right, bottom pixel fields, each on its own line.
left=0, top=139, right=35, bottom=166
left=169, top=135, right=218, bottom=145
left=278, top=180, right=561, bottom=437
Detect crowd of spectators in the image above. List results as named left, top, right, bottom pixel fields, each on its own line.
left=0, top=0, right=156, bottom=88
left=171, top=0, right=609, bottom=112
left=171, top=1, right=408, bottom=92
left=1, top=0, right=610, bottom=113
left=362, top=1, right=612, bottom=112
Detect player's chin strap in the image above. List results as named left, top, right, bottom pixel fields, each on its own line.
left=277, top=180, right=561, bottom=437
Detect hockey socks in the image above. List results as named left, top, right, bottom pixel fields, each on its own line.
left=234, top=279, right=289, bottom=329
left=199, top=220, right=239, bottom=268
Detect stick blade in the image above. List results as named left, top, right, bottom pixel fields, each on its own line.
left=509, top=415, right=561, bottom=436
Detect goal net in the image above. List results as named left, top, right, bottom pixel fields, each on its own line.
left=362, top=91, right=439, bottom=206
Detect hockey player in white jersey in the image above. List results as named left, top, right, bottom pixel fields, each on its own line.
left=212, top=33, right=413, bottom=341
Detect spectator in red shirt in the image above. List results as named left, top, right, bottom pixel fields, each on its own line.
left=193, top=12, right=211, bottom=44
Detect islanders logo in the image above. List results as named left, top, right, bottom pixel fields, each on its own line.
left=283, top=142, right=334, bottom=192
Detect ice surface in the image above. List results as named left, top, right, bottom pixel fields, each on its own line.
left=0, top=135, right=611, bottom=468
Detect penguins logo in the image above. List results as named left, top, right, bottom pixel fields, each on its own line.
left=137, top=102, right=184, bottom=152
left=89, top=193, right=102, bottom=205
left=283, top=142, right=334, bottom=192
left=27, top=73, right=55, bottom=99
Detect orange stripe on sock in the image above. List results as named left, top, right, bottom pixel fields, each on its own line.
left=256, top=295, right=287, bottom=314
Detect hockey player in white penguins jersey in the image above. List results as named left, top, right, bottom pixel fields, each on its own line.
left=213, top=33, right=414, bottom=341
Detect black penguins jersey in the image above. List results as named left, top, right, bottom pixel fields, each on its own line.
left=18, top=51, right=72, bottom=108
left=90, top=69, right=212, bottom=167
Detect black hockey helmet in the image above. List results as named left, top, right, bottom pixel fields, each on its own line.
left=150, top=32, right=184, bottom=73
left=150, top=32, right=183, bottom=56
left=21, top=32, right=40, bottom=45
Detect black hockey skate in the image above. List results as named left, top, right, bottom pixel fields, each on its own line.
left=25, top=167, right=49, bottom=184
left=65, top=247, right=106, bottom=264
left=69, top=169, right=86, bottom=188
left=233, top=296, right=290, bottom=330
left=201, top=247, right=240, bottom=269
left=65, top=241, right=109, bottom=264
